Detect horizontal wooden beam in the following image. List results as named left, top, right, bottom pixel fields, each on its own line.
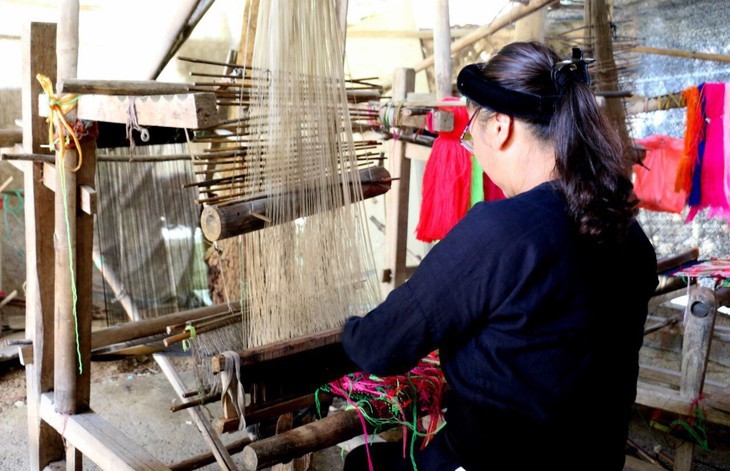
left=347, top=28, right=473, bottom=39
left=212, top=327, right=342, bottom=373
left=0, top=128, right=23, bottom=147
left=39, top=393, right=171, bottom=471
left=632, top=46, right=730, bottom=64
left=58, top=79, right=191, bottom=96
left=39, top=92, right=218, bottom=129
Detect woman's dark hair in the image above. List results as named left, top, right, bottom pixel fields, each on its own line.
left=477, top=41, right=637, bottom=243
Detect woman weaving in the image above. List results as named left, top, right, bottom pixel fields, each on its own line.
left=341, top=42, right=658, bottom=470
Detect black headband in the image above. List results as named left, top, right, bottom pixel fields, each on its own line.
left=456, top=47, right=595, bottom=123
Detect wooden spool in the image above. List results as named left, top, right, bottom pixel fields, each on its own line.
left=201, top=165, right=391, bottom=241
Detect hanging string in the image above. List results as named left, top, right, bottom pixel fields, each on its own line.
left=126, top=97, right=150, bottom=156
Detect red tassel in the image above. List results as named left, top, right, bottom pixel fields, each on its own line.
left=416, top=98, right=472, bottom=243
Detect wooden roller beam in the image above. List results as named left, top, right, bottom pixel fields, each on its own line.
left=241, top=409, right=363, bottom=470
left=39, top=92, right=218, bottom=129
left=201, top=166, right=392, bottom=241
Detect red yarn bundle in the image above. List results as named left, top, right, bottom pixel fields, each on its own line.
left=415, top=98, right=473, bottom=243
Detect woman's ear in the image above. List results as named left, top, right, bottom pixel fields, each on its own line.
left=493, top=113, right=513, bottom=150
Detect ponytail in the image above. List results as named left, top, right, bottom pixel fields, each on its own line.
left=550, top=72, right=637, bottom=243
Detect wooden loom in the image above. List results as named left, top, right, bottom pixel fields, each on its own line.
left=10, top=6, right=398, bottom=471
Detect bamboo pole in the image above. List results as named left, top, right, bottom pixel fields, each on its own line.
left=632, top=46, right=730, bottom=64
left=53, top=0, right=80, bottom=417
left=57, top=79, right=191, bottom=95
left=433, top=0, right=452, bottom=100
left=380, top=0, right=558, bottom=90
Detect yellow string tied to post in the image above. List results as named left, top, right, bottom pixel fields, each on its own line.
left=37, top=73, right=84, bottom=374
left=36, top=73, right=83, bottom=171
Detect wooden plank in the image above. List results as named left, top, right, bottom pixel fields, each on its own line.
left=383, top=68, right=415, bottom=293
left=39, top=92, right=219, bottom=129
left=58, top=79, right=191, bottom=95
left=22, top=21, right=64, bottom=471
left=656, top=249, right=699, bottom=274
left=0, top=129, right=22, bottom=147
left=635, top=382, right=730, bottom=428
left=39, top=394, right=171, bottom=471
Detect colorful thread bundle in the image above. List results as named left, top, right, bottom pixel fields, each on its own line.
left=318, top=352, right=447, bottom=471
left=415, top=100, right=503, bottom=243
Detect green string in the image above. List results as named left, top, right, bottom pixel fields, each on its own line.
left=470, top=155, right=484, bottom=207
left=58, top=162, right=83, bottom=375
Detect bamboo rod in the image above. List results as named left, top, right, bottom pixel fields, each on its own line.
left=57, top=79, right=190, bottom=95
left=632, top=46, right=730, bottom=64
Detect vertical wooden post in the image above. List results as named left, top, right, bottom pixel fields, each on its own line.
left=586, top=0, right=633, bottom=168
left=383, top=68, right=415, bottom=295
left=22, top=21, right=63, bottom=471
left=674, top=286, right=717, bottom=471
left=514, top=3, right=546, bottom=41
left=433, top=0, right=451, bottom=100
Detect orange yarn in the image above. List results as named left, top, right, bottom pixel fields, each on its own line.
left=675, top=86, right=704, bottom=193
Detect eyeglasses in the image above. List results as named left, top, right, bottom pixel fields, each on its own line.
left=460, top=108, right=480, bottom=154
